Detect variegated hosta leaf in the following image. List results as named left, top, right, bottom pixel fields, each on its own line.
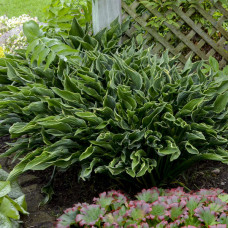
left=0, top=17, right=227, bottom=186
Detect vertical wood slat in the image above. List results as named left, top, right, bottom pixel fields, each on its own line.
left=92, top=0, right=121, bottom=34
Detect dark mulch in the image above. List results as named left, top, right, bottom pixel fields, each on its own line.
left=0, top=136, right=227, bottom=228
left=35, top=166, right=140, bottom=217
left=0, top=135, right=10, bottom=153
left=176, top=160, right=228, bottom=193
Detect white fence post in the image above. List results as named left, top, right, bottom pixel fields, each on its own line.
left=92, top=0, right=122, bottom=34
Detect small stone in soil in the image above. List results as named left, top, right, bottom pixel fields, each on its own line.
left=211, top=168, right=220, bottom=174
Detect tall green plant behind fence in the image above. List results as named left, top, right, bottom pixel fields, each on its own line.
left=122, top=0, right=228, bottom=68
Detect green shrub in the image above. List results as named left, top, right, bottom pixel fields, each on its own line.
left=0, top=166, right=28, bottom=227
left=0, top=17, right=227, bottom=189
left=55, top=188, right=228, bottom=227
left=43, top=0, right=92, bottom=38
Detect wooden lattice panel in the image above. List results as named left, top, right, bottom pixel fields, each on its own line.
left=122, top=0, right=228, bottom=68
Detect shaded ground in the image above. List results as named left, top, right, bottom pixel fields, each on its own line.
left=177, top=160, right=228, bottom=192
left=0, top=136, right=227, bottom=228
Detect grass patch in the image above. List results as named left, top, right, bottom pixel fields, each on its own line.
left=0, top=0, right=52, bottom=20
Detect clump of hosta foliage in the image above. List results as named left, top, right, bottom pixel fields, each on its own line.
left=56, top=187, right=228, bottom=228
left=0, top=15, right=39, bottom=54
left=0, top=166, right=28, bottom=227
left=0, top=12, right=227, bottom=188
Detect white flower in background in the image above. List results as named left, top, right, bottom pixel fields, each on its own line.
left=0, top=15, right=39, bottom=54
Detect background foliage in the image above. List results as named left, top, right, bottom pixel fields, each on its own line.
left=124, top=0, right=228, bottom=53
left=0, top=15, right=39, bottom=54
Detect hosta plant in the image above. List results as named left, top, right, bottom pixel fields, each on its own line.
left=0, top=17, right=227, bottom=190
left=0, top=165, right=28, bottom=228
left=56, top=187, right=228, bottom=227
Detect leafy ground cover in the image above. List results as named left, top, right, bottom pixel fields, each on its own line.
left=0, top=0, right=51, bottom=20
left=56, top=188, right=228, bottom=227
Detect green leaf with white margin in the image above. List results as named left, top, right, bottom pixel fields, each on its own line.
left=130, top=150, right=146, bottom=174
left=158, top=140, right=180, bottom=161
left=136, top=159, right=149, bottom=178
left=52, top=87, right=85, bottom=104
left=186, top=131, right=206, bottom=141
left=8, top=195, right=28, bottom=215
left=9, top=122, right=39, bottom=138
left=117, top=86, right=137, bottom=110
left=7, top=149, right=42, bottom=181
left=23, top=152, right=56, bottom=171
left=0, top=181, right=11, bottom=197
left=79, top=146, right=94, bottom=161
left=0, top=213, right=12, bottom=228
left=185, top=142, right=199, bottom=154
left=177, top=97, right=204, bottom=116
left=209, top=56, right=219, bottom=72
left=124, top=66, right=142, bottom=90
left=75, top=112, right=103, bottom=125
left=213, top=91, right=228, bottom=113
left=136, top=158, right=156, bottom=177
left=0, top=197, right=19, bottom=220
left=80, top=158, right=101, bottom=180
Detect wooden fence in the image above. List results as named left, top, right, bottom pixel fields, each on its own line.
left=122, top=0, right=228, bottom=68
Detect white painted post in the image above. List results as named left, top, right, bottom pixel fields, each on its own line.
left=92, top=0, right=122, bottom=34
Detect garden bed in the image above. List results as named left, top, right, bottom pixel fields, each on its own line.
left=0, top=136, right=227, bottom=227
left=0, top=2, right=227, bottom=226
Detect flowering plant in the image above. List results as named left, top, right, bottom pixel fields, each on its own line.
left=0, top=47, right=4, bottom=58
left=56, top=188, right=228, bottom=228
left=0, top=15, right=39, bottom=54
